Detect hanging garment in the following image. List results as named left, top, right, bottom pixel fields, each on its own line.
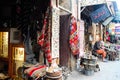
left=37, top=8, right=52, bottom=63
left=37, top=19, right=47, bottom=46
left=24, top=64, right=46, bottom=78
left=42, top=23, right=52, bottom=63
left=69, top=17, right=80, bottom=55
left=24, top=27, right=37, bottom=64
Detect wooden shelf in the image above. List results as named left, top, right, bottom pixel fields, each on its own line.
left=0, top=57, right=9, bottom=62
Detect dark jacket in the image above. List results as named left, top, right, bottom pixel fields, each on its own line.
left=94, top=41, right=101, bottom=50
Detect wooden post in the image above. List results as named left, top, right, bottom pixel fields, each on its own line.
left=51, top=0, right=60, bottom=64
left=92, top=23, right=97, bottom=45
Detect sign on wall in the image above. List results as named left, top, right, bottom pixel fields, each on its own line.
left=90, top=5, right=111, bottom=23
left=115, top=26, right=120, bottom=34
left=10, top=28, right=21, bottom=43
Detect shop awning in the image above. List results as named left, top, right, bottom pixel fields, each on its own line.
left=90, top=5, right=111, bottom=23
left=102, top=16, right=114, bottom=26
left=112, top=11, right=120, bottom=23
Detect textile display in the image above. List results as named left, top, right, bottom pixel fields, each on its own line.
left=69, top=17, right=80, bottom=55
left=24, top=27, right=37, bottom=64
left=37, top=19, right=47, bottom=47
left=37, top=7, right=52, bottom=63
left=24, top=64, right=46, bottom=79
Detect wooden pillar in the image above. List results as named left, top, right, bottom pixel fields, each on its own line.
left=103, top=25, right=107, bottom=42
left=99, top=24, right=103, bottom=40
left=51, top=0, right=60, bottom=64
left=92, top=23, right=97, bottom=45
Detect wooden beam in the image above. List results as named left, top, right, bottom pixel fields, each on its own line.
left=58, top=6, right=72, bottom=14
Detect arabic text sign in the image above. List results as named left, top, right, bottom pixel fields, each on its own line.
left=90, top=5, right=111, bottom=23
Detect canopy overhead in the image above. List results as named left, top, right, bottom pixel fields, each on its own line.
left=112, top=11, right=120, bottom=23
left=90, top=5, right=111, bottom=23
left=102, top=16, right=114, bottom=26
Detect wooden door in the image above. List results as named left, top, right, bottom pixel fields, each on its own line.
left=59, top=14, right=71, bottom=67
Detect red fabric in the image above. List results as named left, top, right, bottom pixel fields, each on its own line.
left=29, top=65, right=46, bottom=76
left=38, top=19, right=47, bottom=46
left=37, top=9, right=52, bottom=63
left=69, top=17, right=80, bottom=55
left=96, top=49, right=106, bottom=58
left=106, top=31, right=110, bottom=41
left=43, top=24, right=52, bottom=63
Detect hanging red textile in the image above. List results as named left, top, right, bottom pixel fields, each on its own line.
left=42, top=20, right=52, bottom=63
left=37, top=8, right=52, bottom=63
left=38, top=19, right=47, bottom=46
left=69, top=17, right=80, bottom=55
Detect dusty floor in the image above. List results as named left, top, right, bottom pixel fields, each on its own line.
left=66, top=60, right=120, bottom=80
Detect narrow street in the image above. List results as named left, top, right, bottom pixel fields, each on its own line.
left=66, top=60, right=120, bottom=80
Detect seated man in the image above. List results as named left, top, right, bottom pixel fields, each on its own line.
left=93, top=39, right=107, bottom=62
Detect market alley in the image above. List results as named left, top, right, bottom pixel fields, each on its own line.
left=66, top=60, right=120, bottom=80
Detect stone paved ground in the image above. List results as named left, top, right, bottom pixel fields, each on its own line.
left=66, top=60, right=120, bottom=80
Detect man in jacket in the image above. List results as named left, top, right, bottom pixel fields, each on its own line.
left=94, top=39, right=107, bottom=62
